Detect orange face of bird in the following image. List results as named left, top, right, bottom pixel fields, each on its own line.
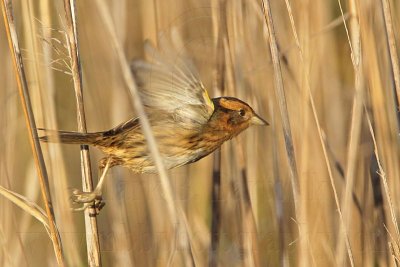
left=210, top=97, right=268, bottom=135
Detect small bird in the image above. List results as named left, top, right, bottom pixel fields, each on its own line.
left=40, top=40, right=268, bottom=205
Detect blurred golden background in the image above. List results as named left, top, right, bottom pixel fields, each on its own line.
left=1, top=0, right=400, bottom=266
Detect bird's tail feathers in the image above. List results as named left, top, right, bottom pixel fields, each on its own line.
left=38, top=128, right=102, bottom=145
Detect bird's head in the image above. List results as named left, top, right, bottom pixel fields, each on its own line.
left=209, top=97, right=268, bottom=137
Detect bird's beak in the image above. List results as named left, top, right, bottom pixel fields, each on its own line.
left=251, top=114, right=269, bottom=126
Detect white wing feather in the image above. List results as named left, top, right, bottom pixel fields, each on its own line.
left=131, top=40, right=214, bottom=127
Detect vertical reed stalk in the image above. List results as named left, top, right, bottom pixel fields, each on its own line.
left=335, top=0, right=362, bottom=265
left=95, top=1, right=195, bottom=264
left=62, top=0, right=101, bottom=266
left=380, top=0, right=400, bottom=112
left=260, top=0, right=300, bottom=215
left=283, top=0, right=354, bottom=265
left=209, top=1, right=225, bottom=265
left=1, top=0, right=64, bottom=265
left=260, top=6, right=305, bottom=264
left=209, top=152, right=221, bottom=267
left=270, top=111, right=288, bottom=267
left=24, top=0, right=82, bottom=264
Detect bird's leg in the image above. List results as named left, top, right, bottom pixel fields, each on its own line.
left=71, top=157, right=112, bottom=212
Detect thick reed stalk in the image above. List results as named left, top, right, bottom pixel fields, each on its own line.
left=62, top=0, right=101, bottom=266
left=0, top=0, right=64, bottom=265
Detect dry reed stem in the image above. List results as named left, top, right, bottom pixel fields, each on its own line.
left=260, top=2, right=305, bottom=265
left=209, top=151, right=221, bottom=267
left=380, top=0, right=400, bottom=110
left=209, top=1, right=225, bottom=265
left=95, top=1, right=196, bottom=264
left=0, top=84, right=27, bottom=266
left=228, top=2, right=260, bottom=265
left=388, top=240, right=400, bottom=266
left=261, top=0, right=300, bottom=215
left=0, top=0, right=64, bottom=265
left=366, top=107, right=400, bottom=266
left=321, top=131, right=363, bottom=216
left=283, top=0, right=355, bottom=266
left=31, top=0, right=83, bottom=264
left=270, top=106, right=289, bottom=267
left=3, top=0, right=398, bottom=265
left=335, top=0, right=363, bottom=265
left=104, top=2, right=135, bottom=265
left=0, top=185, right=50, bottom=233
left=237, top=147, right=259, bottom=267
left=361, top=5, right=399, bottom=263
left=62, top=1, right=102, bottom=265
left=365, top=107, right=400, bottom=241
left=219, top=4, right=259, bottom=263
left=96, top=0, right=175, bottom=224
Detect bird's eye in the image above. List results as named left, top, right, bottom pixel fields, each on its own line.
left=239, top=109, right=246, bottom=116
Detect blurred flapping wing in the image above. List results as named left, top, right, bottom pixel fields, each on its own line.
left=131, top=39, right=214, bottom=129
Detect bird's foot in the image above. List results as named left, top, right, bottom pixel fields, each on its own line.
left=71, top=188, right=101, bottom=203
left=70, top=189, right=105, bottom=215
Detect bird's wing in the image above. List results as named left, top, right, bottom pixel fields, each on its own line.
left=131, top=39, right=214, bottom=128
left=103, top=117, right=140, bottom=137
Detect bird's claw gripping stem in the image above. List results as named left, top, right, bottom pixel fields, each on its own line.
left=70, top=158, right=112, bottom=214
left=70, top=189, right=105, bottom=215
